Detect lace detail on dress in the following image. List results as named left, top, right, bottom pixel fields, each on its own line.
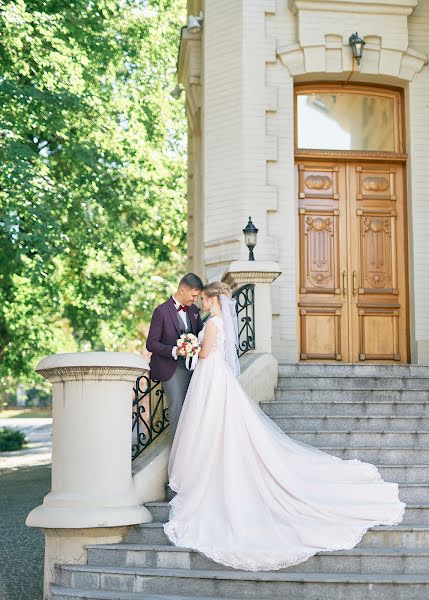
left=163, top=459, right=406, bottom=571
left=204, top=316, right=225, bottom=355
left=163, top=466, right=406, bottom=572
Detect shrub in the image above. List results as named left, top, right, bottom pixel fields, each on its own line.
left=0, top=427, right=27, bottom=451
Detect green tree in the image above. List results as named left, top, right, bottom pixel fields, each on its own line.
left=0, top=0, right=188, bottom=388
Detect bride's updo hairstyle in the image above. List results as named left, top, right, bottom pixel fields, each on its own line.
left=204, top=281, right=232, bottom=299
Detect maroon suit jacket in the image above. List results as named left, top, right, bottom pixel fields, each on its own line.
left=146, top=297, right=204, bottom=382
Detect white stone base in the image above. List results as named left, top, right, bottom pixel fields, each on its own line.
left=27, top=502, right=150, bottom=529
left=42, top=526, right=132, bottom=600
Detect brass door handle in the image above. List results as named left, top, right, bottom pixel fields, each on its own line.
left=342, top=270, right=347, bottom=298
left=353, top=271, right=358, bottom=295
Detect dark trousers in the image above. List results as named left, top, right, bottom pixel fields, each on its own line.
left=162, top=357, right=192, bottom=441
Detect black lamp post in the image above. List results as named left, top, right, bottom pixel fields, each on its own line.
left=349, top=32, right=365, bottom=65
left=243, top=217, right=259, bottom=261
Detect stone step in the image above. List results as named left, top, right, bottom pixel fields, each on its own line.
left=285, top=430, right=429, bottom=447
left=125, top=522, right=429, bottom=548
left=278, top=364, right=429, bottom=378
left=54, top=564, right=429, bottom=599
left=397, top=483, right=429, bottom=503
left=404, top=506, right=429, bottom=524
left=264, top=397, right=429, bottom=416
left=277, top=377, right=429, bottom=391
left=270, top=415, right=429, bottom=432
left=274, top=386, right=429, bottom=404
left=85, top=543, right=429, bottom=575
left=143, top=501, right=428, bottom=526
left=318, top=446, right=429, bottom=464
left=377, top=465, right=429, bottom=483
left=360, top=525, right=429, bottom=548
left=51, top=587, right=240, bottom=600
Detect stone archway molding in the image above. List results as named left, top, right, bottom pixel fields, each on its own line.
left=279, top=0, right=427, bottom=81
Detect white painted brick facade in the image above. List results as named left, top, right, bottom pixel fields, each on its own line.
left=408, top=2, right=429, bottom=362
left=192, top=0, right=429, bottom=362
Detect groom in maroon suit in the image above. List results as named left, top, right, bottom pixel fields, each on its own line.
left=146, top=273, right=204, bottom=440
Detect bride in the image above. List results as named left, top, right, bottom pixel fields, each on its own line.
left=163, top=281, right=406, bottom=571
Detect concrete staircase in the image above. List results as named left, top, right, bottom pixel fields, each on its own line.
left=51, top=364, right=429, bottom=599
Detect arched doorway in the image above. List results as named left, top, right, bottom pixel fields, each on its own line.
left=295, top=83, right=409, bottom=363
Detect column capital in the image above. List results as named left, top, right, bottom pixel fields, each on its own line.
left=36, top=352, right=148, bottom=383
left=222, top=260, right=282, bottom=289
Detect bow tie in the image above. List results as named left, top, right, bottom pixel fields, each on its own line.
left=177, top=305, right=189, bottom=312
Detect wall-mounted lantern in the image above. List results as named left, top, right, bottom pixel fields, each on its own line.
left=187, top=11, right=204, bottom=34
left=349, top=32, right=366, bottom=65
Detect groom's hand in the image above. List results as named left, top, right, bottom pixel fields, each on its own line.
left=176, top=345, right=187, bottom=357
left=172, top=346, right=178, bottom=360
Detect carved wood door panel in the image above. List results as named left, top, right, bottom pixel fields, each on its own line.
left=297, top=161, right=408, bottom=363
left=348, top=163, right=408, bottom=363
left=297, top=162, right=349, bottom=361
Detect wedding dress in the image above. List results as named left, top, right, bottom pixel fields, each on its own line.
left=163, top=301, right=406, bottom=572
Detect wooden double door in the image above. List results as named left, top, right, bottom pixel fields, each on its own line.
left=297, top=161, right=408, bottom=363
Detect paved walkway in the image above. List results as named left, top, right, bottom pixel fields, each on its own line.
left=0, top=465, right=51, bottom=600
left=0, top=419, right=52, bottom=470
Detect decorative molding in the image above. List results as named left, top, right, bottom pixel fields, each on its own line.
left=295, top=149, right=408, bottom=161
left=288, top=0, right=418, bottom=16
left=223, top=271, right=282, bottom=287
left=35, top=351, right=147, bottom=384
left=222, top=261, right=282, bottom=288
left=178, top=29, right=202, bottom=129
left=364, top=217, right=390, bottom=234
left=362, top=176, right=390, bottom=192
left=305, top=175, right=332, bottom=190
left=278, top=0, right=427, bottom=82
left=37, top=366, right=144, bottom=384
left=306, top=216, right=333, bottom=232
left=278, top=40, right=426, bottom=81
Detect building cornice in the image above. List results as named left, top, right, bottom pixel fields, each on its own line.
left=288, top=0, right=418, bottom=16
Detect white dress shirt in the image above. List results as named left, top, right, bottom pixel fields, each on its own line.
left=171, top=295, right=189, bottom=360
left=172, top=295, right=188, bottom=329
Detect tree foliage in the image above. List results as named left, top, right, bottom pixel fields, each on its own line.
left=0, top=0, right=188, bottom=387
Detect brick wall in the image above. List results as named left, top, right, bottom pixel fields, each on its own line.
left=200, top=0, right=429, bottom=362
left=407, top=1, right=429, bottom=361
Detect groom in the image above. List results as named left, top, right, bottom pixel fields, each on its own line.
left=146, top=273, right=204, bottom=441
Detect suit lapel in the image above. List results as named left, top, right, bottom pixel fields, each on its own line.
left=167, top=297, right=181, bottom=336
left=190, top=306, right=199, bottom=335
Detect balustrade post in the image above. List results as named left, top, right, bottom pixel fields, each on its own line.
left=26, top=352, right=151, bottom=598
left=223, top=261, right=281, bottom=354
left=27, top=352, right=151, bottom=528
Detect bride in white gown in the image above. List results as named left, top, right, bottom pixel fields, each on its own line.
left=163, top=281, right=406, bottom=571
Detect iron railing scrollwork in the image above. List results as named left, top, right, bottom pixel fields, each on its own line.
left=132, top=374, right=168, bottom=460
left=132, top=282, right=255, bottom=459
left=232, top=283, right=255, bottom=357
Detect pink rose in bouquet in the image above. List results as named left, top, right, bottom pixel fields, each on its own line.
left=176, top=333, right=201, bottom=358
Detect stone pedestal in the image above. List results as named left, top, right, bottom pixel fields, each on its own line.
left=223, top=260, right=281, bottom=354
left=26, top=352, right=152, bottom=599
left=26, top=352, right=151, bottom=529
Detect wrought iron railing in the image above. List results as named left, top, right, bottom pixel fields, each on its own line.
left=132, top=374, right=168, bottom=460
left=132, top=283, right=255, bottom=459
left=232, top=283, right=255, bottom=357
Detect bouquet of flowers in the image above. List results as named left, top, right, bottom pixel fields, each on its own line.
left=176, top=333, right=201, bottom=358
